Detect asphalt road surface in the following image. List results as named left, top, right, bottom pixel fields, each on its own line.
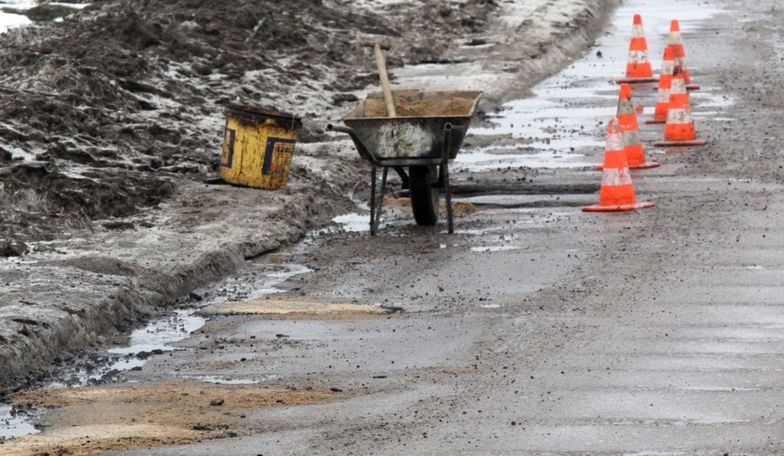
left=6, top=0, right=784, bottom=454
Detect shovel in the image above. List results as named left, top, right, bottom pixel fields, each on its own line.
left=364, top=40, right=397, bottom=117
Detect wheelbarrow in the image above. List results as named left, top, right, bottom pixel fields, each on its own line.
left=328, top=89, right=482, bottom=235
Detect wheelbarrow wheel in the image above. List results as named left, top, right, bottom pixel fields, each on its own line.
left=409, top=165, right=440, bottom=226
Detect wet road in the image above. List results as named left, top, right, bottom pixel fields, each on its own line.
left=6, top=0, right=784, bottom=453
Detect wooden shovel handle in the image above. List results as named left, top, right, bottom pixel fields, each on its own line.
left=364, top=42, right=396, bottom=117
left=363, top=40, right=391, bottom=51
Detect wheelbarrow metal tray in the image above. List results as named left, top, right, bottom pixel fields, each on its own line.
left=342, top=90, right=482, bottom=161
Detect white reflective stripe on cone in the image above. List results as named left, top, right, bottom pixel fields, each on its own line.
left=632, top=25, right=645, bottom=38
left=666, top=108, right=692, bottom=124
left=622, top=130, right=642, bottom=146
left=670, top=78, right=687, bottom=94
left=668, top=33, right=683, bottom=44
left=606, top=133, right=624, bottom=152
left=657, top=90, right=671, bottom=102
left=629, top=50, right=649, bottom=61
left=618, top=99, right=634, bottom=115
left=601, top=167, right=633, bottom=186
left=661, top=61, right=674, bottom=74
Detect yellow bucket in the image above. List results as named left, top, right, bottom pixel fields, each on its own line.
left=219, top=104, right=302, bottom=190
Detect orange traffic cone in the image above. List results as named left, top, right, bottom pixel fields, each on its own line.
left=584, top=119, right=656, bottom=212
left=600, top=84, right=659, bottom=169
left=646, top=46, right=675, bottom=125
left=653, top=69, right=707, bottom=147
left=617, top=14, right=657, bottom=84
left=668, top=20, right=700, bottom=91
left=617, top=84, right=659, bottom=169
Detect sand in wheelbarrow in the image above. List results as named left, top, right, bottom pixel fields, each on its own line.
left=363, top=92, right=477, bottom=118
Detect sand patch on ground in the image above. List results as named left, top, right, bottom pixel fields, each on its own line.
left=384, top=196, right=477, bottom=215
left=202, top=296, right=394, bottom=318
left=1, top=381, right=334, bottom=456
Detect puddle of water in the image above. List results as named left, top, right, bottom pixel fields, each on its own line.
left=308, top=193, right=381, bottom=235
left=480, top=303, right=503, bottom=309
left=198, top=262, right=313, bottom=303
left=265, top=264, right=311, bottom=279
left=107, top=310, right=206, bottom=356
left=680, top=386, right=760, bottom=392
left=324, top=193, right=413, bottom=234
left=184, top=374, right=281, bottom=385
left=0, top=403, right=39, bottom=440
left=44, top=310, right=207, bottom=389
left=332, top=212, right=376, bottom=233
left=452, top=208, right=568, bottom=235
left=458, top=0, right=728, bottom=172
left=1, top=309, right=210, bottom=438
left=3, top=258, right=313, bottom=440
left=690, top=92, right=737, bottom=109
left=106, top=357, right=147, bottom=372
left=470, top=245, right=521, bottom=253
left=101, top=261, right=312, bottom=367
left=626, top=452, right=689, bottom=456
left=457, top=193, right=588, bottom=210
left=57, top=261, right=312, bottom=387
left=453, top=147, right=596, bottom=171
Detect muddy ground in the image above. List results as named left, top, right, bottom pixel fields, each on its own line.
left=0, top=0, right=784, bottom=455
left=2, top=0, right=784, bottom=453
left=0, top=0, right=497, bottom=244
left=0, top=0, right=618, bottom=395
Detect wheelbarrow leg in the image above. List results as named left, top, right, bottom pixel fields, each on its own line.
left=442, top=162, right=454, bottom=234
left=370, top=166, right=377, bottom=236
left=441, top=124, right=455, bottom=235
left=374, top=167, right=388, bottom=233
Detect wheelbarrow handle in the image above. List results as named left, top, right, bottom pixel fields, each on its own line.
left=326, top=124, right=354, bottom=135
left=444, top=122, right=466, bottom=138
